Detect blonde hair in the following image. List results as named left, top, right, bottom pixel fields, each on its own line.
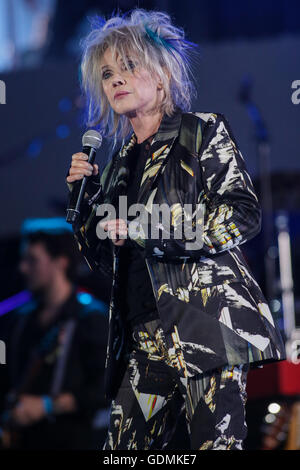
left=80, top=8, right=201, bottom=150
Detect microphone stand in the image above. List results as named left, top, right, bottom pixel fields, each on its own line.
left=276, top=212, right=296, bottom=343
left=238, top=75, right=276, bottom=304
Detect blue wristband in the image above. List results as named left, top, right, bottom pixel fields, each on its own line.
left=42, top=395, right=53, bottom=415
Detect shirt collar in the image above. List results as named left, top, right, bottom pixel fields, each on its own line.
left=152, top=105, right=183, bottom=144
left=119, top=106, right=183, bottom=159
left=32, top=286, right=79, bottom=323
left=132, top=106, right=183, bottom=145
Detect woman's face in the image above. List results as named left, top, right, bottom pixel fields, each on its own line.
left=100, top=47, right=164, bottom=117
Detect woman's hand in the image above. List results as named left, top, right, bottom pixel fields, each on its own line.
left=66, top=152, right=99, bottom=183
left=99, top=218, right=128, bottom=246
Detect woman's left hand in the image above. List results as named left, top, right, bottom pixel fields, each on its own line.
left=99, top=218, right=128, bottom=246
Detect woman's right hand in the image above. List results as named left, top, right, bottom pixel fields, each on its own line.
left=66, top=152, right=99, bottom=183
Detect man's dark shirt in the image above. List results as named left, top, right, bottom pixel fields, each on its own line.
left=0, top=287, right=109, bottom=449
left=118, top=135, right=159, bottom=328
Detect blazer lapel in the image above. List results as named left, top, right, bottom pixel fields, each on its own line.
left=111, top=108, right=183, bottom=210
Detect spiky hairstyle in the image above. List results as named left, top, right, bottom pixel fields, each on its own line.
left=80, top=8, right=201, bottom=148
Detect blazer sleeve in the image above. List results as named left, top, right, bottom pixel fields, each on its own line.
left=65, top=156, right=113, bottom=226
left=129, top=113, right=261, bottom=260
left=196, top=113, right=261, bottom=254
left=65, top=157, right=116, bottom=278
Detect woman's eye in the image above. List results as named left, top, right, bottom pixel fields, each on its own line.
left=128, top=61, right=136, bottom=69
left=102, top=61, right=137, bottom=80
left=122, top=60, right=136, bottom=71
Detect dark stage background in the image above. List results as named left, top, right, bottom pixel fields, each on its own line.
left=0, top=0, right=300, bottom=451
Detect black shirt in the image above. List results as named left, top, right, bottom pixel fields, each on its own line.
left=0, top=288, right=110, bottom=449
left=119, top=135, right=159, bottom=328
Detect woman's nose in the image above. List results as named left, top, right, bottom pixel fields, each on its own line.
left=112, top=75, right=126, bottom=86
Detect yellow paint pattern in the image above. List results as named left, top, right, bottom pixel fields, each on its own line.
left=180, top=159, right=194, bottom=177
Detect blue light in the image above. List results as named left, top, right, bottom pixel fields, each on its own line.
left=56, top=125, right=70, bottom=139
left=0, top=290, right=32, bottom=317
left=26, top=138, right=43, bottom=157
left=78, top=293, right=92, bottom=305
left=21, top=218, right=73, bottom=235
left=58, top=98, right=72, bottom=112
left=277, top=317, right=284, bottom=330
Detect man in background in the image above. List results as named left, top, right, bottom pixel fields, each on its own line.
left=0, top=224, right=110, bottom=450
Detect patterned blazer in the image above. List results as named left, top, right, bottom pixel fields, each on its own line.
left=66, top=107, right=286, bottom=400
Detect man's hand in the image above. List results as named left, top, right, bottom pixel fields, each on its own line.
left=11, top=395, right=47, bottom=426
left=52, top=393, right=77, bottom=414
left=11, top=393, right=78, bottom=426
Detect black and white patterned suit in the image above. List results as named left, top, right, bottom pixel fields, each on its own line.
left=66, top=107, right=285, bottom=449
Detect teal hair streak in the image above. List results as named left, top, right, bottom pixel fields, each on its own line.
left=144, top=24, right=174, bottom=52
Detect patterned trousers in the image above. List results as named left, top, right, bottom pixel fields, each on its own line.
left=102, top=317, right=249, bottom=450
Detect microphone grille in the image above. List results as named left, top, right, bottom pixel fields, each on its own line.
left=82, top=130, right=102, bottom=149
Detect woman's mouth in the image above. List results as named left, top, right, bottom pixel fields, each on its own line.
left=114, top=92, right=130, bottom=99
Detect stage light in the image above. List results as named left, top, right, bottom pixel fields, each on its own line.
left=26, top=138, right=43, bottom=157
left=21, top=217, right=72, bottom=235
left=264, top=413, right=276, bottom=424
left=77, top=292, right=92, bottom=305
left=270, top=299, right=281, bottom=312
left=56, top=124, right=70, bottom=139
left=58, top=98, right=72, bottom=112
left=268, top=403, right=281, bottom=414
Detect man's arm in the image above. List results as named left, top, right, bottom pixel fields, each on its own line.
left=69, top=311, right=110, bottom=416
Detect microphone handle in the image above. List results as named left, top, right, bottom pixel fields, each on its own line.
left=66, top=146, right=97, bottom=228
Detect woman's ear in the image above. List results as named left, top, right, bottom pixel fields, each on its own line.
left=163, top=66, right=171, bottom=82
left=157, top=67, right=171, bottom=90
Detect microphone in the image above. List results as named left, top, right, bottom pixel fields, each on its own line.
left=66, top=130, right=102, bottom=228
